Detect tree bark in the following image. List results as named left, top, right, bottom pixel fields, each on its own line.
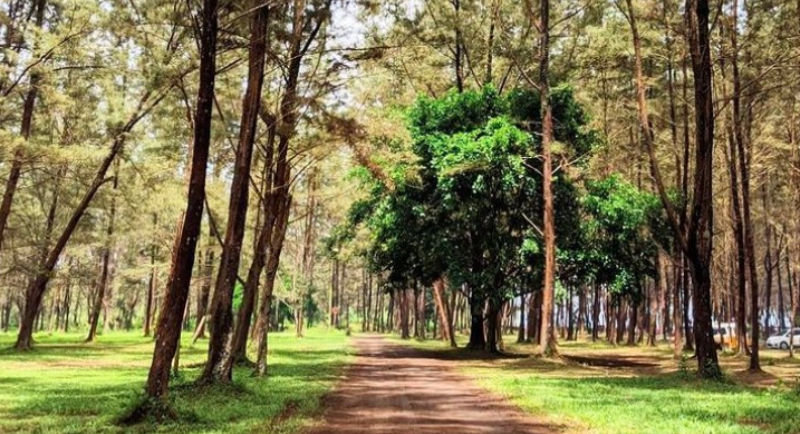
left=232, top=124, right=277, bottom=363
left=538, top=0, right=557, bottom=357
left=254, top=193, right=291, bottom=376
left=86, top=164, right=119, bottom=342
left=684, top=0, right=720, bottom=377
left=201, top=1, right=269, bottom=384
left=761, top=184, right=774, bottom=339
left=432, top=278, right=456, bottom=347
left=728, top=0, right=760, bottom=371
left=193, top=231, right=214, bottom=340
left=0, top=0, right=46, bottom=259
left=144, top=213, right=158, bottom=338
left=592, top=284, right=600, bottom=342
left=143, top=0, right=218, bottom=399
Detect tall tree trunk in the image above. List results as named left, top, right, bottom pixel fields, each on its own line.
left=788, top=255, right=796, bottom=358
left=453, top=0, right=464, bottom=92
left=517, top=294, right=527, bottom=343
left=400, top=288, right=411, bottom=339
left=527, top=289, right=538, bottom=342
left=727, top=0, right=760, bottom=371
left=0, top=0, right=46, bottom=259
left=538, top=0, right=557, bottom=357
left=577, top=286, right=586, bottom=339
left=761, top=184, right=774, bottom=339
left=143, top=0, right=218, bottom=399
left=777, top=239, right=785, bottom=333
left=15, top=123, right=140, bottom=350
left=194, top=230, right=214, bottom=340
left=232, top=124, right=276, bottom=363
left=414, top=283, right=425, bottom=339
left=485, top=297, right=502, bottom=353
left=432, top=278, right=456, bottom=347
left=616, top=298, right=626, bottom=345
left=86, top=165, right=119, bottom=342
left=386, top=289, right=394, bottom=332
left=254, top=193, right=291, bottom=376
left=567, top=287, right=575, bottom=340
left=591, top=284, right=600, bottom=342
left=725, top=115, right=748, bottom=356
left=684, top=0, right=720, bottom=377
left=201, top=1, right=269, bottom=384
left=144, top=213, right=158, bottom=338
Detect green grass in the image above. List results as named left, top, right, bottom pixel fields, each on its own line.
left=393, top=336, right=800, bottom=434
left=470, top=366, right=800, bottom=434
left=0, top=328, right=353, bottom=433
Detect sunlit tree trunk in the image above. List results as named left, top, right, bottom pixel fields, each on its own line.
left=0, top=0, right=46, bottom=260
left=201, top=1, right=270, bottom=384
left=87, top=164, right=119, bottom=342
left=538, top=0, right=557, bottom=358
left=254, top=193, right=291, bottom=376
left=144, top=0, right=218, bottom=399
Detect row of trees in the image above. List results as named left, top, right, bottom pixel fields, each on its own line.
left=334, top=0, right=800, bottom=380
left=0, top=0, right=364, bottom=411
left=2, top=0, right=800, bottom=422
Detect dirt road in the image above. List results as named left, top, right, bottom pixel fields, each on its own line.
left=306, top=335, right=555, bottom=434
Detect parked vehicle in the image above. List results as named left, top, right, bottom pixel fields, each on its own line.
left=766, top=328, right=800, bottom=350
left=713, top=323, right=738, bottom=350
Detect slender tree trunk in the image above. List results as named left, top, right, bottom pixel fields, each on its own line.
left=432, top=278, right=456, bottom=347
left=0, top=0, right=46, bottom=259
left=194, top=233, right=214, bottom=339
left=453, top=0, right=464, bottom=92
left=143, top=0, right=218, bottom=399
left=144, top=213, right=158, bottom=337
left=592, top=284, right=600, bottom=342
left=15, top=132, right=134, bottom=350
left=517, top=294, right=527, bottom=343
left=538, top=0, right=557, bottom=357
left=683, top=0, right=721, bottom=377
left=761, top=185, right=774, bottom=339
left=401, top=288, right=411, bottom=339
left=725, top=0, right=760, bottom=372
left=87, top=166, right=119, bottom=342
left=616, top=298, right=626, bottom=345
left=254, top=193, right=291, bottom=376
left=386, top=290, right=394, bottom=332
left=788, top=256, right=796, bottom=358
left=778, top=242, right=785, bottom=332
left=201, top=2, right=269, bottom=384
left=577, top=286, right=586, bottom=339
left=726, top=116, right=748, bottom=356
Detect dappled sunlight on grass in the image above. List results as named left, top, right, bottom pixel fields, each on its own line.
left=0, top=328, right=353, bottom=433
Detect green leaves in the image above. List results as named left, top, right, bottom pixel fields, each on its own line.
left=341, top=85, right=597, bottom=303
left=581, top=174, right=665, bottom=300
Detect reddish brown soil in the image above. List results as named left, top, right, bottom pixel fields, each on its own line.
left=306, top=335, right=557, bottom=434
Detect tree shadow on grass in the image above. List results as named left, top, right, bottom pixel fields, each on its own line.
left=2, top=340, right=351, bottom=433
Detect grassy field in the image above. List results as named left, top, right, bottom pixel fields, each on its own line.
left=393, top=335, right=800, bottom=434
left=0, top=328, right=353, bottom=434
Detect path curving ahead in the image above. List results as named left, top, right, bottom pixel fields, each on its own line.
left=306, top=335, right=555, bottom=434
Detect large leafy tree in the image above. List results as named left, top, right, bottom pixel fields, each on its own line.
left=346, top=86, right=595, bottom=352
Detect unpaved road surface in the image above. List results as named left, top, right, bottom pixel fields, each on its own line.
left=306, top=335, right=556, bottom=434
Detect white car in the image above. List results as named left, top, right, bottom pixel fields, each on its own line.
left=766, top=328, right=800, bottom=349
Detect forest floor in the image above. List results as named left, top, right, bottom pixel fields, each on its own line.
left=0, top=328, right=353, bottom=434
left=305, top=335, right=556, bottom=433
left=392, top=334, right=800, bottom=434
